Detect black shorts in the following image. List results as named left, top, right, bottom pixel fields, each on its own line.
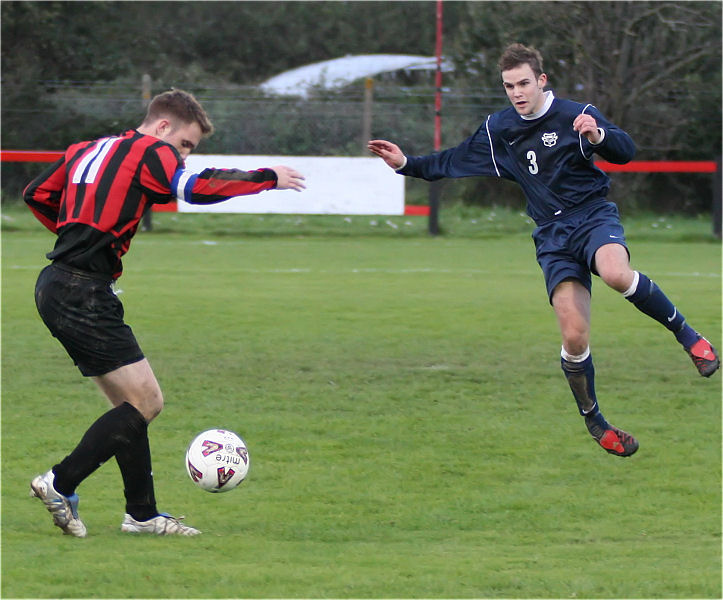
left=34, top=263, right=144, bottom=377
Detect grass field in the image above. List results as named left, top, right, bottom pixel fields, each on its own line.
left=1, top=206, right=721, bottom=598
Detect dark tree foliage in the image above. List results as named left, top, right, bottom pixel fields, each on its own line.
left=2, top=1, right=720, bottom=213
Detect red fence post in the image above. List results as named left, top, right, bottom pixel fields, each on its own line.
left=714, top=156, right=721, bottom=240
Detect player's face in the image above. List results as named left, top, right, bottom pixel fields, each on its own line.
left=158, top=120, right=203, bottom=160
left=502, top=64, right=547, bottom=116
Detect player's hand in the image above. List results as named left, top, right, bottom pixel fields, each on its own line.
left=271, top=165, right=306, bottom=191
left=367, top=139, right=406, bottom=170
left=573, top=114, right=602, bottom=144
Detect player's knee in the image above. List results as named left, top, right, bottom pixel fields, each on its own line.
left=598, top=264, right=633, bottom=292
left=144, top=388, right=164, bottom=422
left=128, top=382, right=163, bottom=422
left=561, top=325, right=589, bottom=355
left=595, top=250, right=634, bottom=292
left=133, top=362, right=164, bottom=421
left=562, top=337, right=588, bottom=357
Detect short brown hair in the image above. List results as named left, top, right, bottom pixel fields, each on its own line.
left=142, top=89, right=214, bottom=136
left=498, top=43, right=544, bottom=78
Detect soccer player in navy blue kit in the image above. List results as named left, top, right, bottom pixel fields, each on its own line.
left=369, top=43, right=719, bottom=457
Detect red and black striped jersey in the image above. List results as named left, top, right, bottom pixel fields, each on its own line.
left=24, top=129, right=278, bottom=279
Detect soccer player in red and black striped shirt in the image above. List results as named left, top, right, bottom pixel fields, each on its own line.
left=27, top=89, right=305, bottom=536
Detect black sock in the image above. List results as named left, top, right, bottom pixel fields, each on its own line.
left=115, top=420, right=158, bottom=522
left=52, top=402, right=149, bottom=498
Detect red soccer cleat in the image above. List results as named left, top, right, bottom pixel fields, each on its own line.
left=687, top=336, right=720, bottom=377
left=595, top=426, right=639, bottom=457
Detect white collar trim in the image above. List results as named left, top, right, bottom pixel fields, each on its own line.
left=521, top=90, right=555, bottom=120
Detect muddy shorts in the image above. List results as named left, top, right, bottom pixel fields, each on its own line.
left=34, top=263, right=144, bottom=377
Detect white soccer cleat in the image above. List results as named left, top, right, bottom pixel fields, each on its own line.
left=30, top=470, right=87, bottom=538
left=120, top=513, right=201, bottom=536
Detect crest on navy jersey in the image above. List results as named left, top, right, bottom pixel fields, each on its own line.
left=541, top=132, right=558, bottom=147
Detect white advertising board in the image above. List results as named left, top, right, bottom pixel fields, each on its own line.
left=179, top=155, right=404, bottom=215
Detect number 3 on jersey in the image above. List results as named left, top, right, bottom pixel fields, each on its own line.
left=527, top=150, right=539, bottom=175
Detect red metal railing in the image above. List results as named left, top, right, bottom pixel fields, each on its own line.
left=4, top=151, right=719, bottom=222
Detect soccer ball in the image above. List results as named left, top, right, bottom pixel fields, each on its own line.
left=185, top=429, right=250, bottom=493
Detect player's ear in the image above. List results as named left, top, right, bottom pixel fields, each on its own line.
left=538, top=73, right=548, bottom=87
left=155, top=119, right=172, bottom=137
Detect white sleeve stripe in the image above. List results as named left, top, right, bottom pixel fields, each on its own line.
left=485, top=115, right=500, bottom=177
left=579, top=104, right=595, bottom=160
left=172, top=169, right=196, bottom=202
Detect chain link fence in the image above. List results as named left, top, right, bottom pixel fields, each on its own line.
left=2, top=78, right=717, bottom=217
left=1, top=77, right=504, bottom=199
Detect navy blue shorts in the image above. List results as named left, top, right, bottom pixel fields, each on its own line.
left=532, top=201, right=630, bottom=303
left=34, top=263, right=144, bottom=377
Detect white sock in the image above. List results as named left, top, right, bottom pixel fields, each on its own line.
left=622, top=271, right=640, bottom=298
left=561, top=346, right=590, bottom=363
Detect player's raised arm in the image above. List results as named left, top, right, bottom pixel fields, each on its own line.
left=367, top=139, right=406, bottom=170
left=572, top=113, right=603, bottom=144
left=572, top=106, right=635, bottom=164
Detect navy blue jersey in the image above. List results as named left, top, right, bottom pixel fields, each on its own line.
left=399, top=92, right=636, bottom=225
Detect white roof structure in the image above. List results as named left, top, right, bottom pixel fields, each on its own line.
left=260, top=54, right=452, bottom=97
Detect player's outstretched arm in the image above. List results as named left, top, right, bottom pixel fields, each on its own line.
left=270, top=165, right=306, bottom=191
left=367, top=140, right=406, bottom=170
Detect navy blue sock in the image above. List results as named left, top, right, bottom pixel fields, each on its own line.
left=561, top=354, right=611, bottom=437
left=561, top=354, right=599, bottom=416
left=625, top=272, right=695, bottom=345
left=561, top=355, right=610, bottom=440
left=674, top=323, right=700, bottom=349
left=583, top=410, right=610, bottom=440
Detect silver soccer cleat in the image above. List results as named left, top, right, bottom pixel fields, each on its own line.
left=30, top=470, right=87, bottom=538
left=120, top=513, right=201, bottom=536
